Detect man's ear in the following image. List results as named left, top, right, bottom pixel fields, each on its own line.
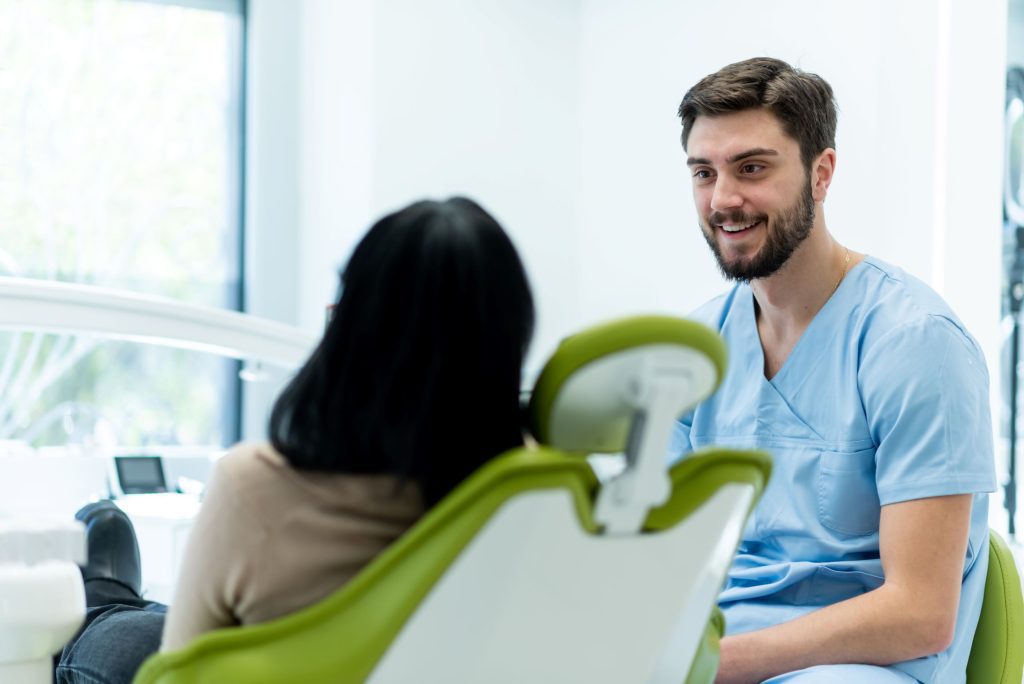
left=811, top=148, right=836, bottom=202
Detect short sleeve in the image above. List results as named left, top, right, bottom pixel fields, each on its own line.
left=860, top=316, right=997, bottom=505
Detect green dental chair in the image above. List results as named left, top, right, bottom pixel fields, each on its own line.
left=132, top=315, right=772, bottom=684
left=966, top=529, right=1024, bottom=684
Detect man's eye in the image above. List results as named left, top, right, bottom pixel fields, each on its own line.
left=740, top=163, right=765, bottom=174
left=693, top=169, right=713, bottom=180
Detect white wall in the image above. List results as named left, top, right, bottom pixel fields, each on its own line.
left=574, top=0, right=1005, bottom=371
left=245, top=0, right=1007, bottom=445
left=242, top=0, right=302, bottom=438
left=369, top=0, right=583, bottom=375
left=297, top=0, right=375, bottom=334
left=247, top=0, right=583, bottom=377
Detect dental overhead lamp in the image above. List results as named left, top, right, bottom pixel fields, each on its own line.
left=0, top=277, right=315, bottom=369
left=0, top=277, right=315, bottom=683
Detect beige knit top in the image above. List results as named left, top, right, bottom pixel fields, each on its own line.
left=160, top=442, right=424, bottom=651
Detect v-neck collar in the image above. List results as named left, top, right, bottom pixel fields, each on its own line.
left=738, top=259, right=866, bottom=393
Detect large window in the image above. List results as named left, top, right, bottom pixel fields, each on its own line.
left=0, top=0, right=245, bottom=447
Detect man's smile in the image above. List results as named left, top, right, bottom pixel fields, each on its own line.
left=716, top=219, right=763, bottom=237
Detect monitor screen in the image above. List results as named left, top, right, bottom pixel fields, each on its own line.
left=115, top=456, right=168, bottom=495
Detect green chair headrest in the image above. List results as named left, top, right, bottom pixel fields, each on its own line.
left=527, top=315, right=726, bottom=452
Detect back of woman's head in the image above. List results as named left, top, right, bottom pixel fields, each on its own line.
left=269, top=197, right=535, bottom=506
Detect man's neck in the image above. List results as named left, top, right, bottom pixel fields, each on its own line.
left=749, top=217, right=858, bottom=380
left=751, top=220, right=843, bottom=336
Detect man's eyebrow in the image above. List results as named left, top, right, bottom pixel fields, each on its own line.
left=686, top=148, right=779, bottom=167
left=727, top=147, right=779, bottom=163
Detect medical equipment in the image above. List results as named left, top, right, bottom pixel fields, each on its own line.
left=966, top=530, right=1024, bottom=683
left=113, top=456, right=169, bottom=495
left=0, top=277, right=314, bottom=368
left=0, top=277, right=315, bottom=684
left=0, top=518, right=86, bottom=683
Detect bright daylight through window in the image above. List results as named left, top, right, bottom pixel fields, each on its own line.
left=0, top=0, right=244, bottom=448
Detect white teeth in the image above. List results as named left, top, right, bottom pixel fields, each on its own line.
left=720, top=221, right=758, bottom=233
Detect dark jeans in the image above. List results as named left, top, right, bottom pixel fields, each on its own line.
left=55, top=580, right=167, bottom=684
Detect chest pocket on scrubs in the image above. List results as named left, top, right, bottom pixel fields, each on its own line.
left=816, top=447, right=880, bottom=536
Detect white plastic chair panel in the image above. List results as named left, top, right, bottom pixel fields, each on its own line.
left=368, top=484, right=752, bottom=684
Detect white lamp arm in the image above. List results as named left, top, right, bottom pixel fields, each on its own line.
left=0, top=277, right=316, bottom=369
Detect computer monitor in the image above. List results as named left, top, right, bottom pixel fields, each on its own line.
left=113, top=455, right=168, bottom=495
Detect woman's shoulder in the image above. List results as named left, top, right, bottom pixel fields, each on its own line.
left=208, top=441, right=292, bottom=496
left=213, top=442, right=424, bottom=516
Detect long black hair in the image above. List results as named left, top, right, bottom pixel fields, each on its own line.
left=269, top=197, right=535, bottom=506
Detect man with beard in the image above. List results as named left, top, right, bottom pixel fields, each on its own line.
left=673, top=58, right=996, bottom=683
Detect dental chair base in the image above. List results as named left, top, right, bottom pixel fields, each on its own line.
left=0, top=521, right=87, bottom=684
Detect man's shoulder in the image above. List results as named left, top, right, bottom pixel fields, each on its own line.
left=854, top=257, right=980, bottom=355
left=687, top=284, right=745, bottom=332
left=847, top=259, right=990, bottom=399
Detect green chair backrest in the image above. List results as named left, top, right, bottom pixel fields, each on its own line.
left=966, top=529, right=1024, bottom=684
left=133, top=446, right=595, bottom=684
left=133, top=445, right=769, bottom=684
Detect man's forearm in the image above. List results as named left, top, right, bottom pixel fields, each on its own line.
left=715, top=583, right=953, bottom=684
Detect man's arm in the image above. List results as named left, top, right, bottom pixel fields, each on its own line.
left=714, top=493, right=973, bottom=684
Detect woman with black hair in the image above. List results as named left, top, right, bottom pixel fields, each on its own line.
left=57, top=197, right=535, bottom=683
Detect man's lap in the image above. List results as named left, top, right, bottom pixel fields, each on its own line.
left=762, top=663, right=919, bottom=683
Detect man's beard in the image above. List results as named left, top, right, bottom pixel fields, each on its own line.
left=700, top=178, right=816, bottom=283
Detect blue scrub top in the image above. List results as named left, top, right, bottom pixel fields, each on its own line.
left=672, top=256, right=996, bottom=684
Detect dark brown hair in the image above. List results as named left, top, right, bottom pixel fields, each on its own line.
left=269, top=197, right=534, bottom=507
left=678, top=57, right=837, bottom=168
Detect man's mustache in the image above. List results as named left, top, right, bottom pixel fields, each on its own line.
left=707, top=211, right=768, bottom=226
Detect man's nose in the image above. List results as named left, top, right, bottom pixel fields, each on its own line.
left=710, top=176, right=743, bottom=212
